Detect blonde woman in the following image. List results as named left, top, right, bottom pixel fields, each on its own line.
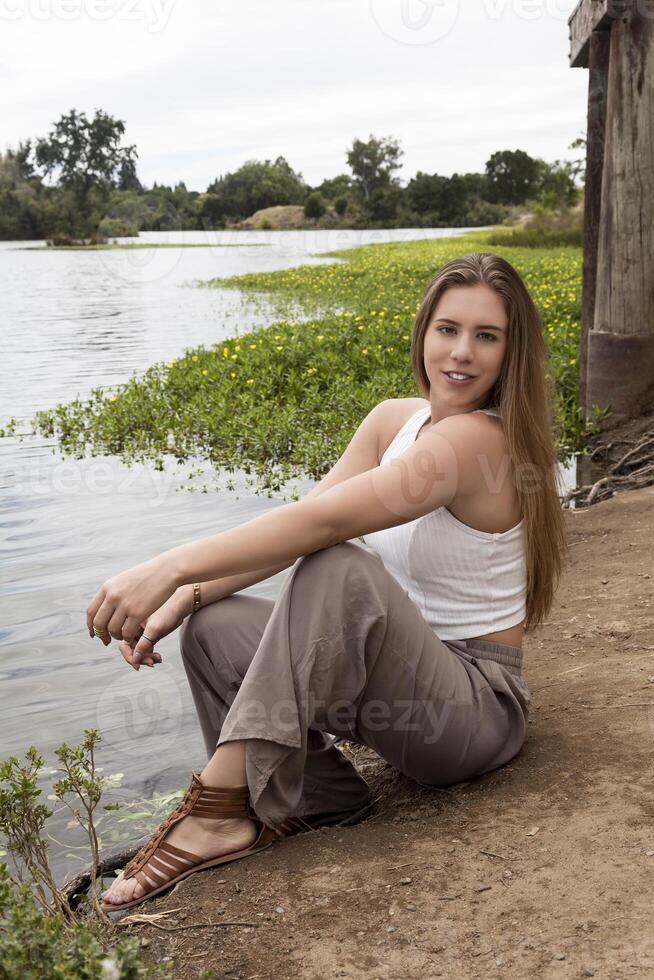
left=92, top=252, right=567, bottom=912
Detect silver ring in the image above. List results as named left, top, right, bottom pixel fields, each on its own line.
left=141, top=633, right=154, bottom=644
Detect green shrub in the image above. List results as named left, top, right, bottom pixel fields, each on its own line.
left=0, top=865, right=170, bottom=980
left=97, top=216, right=139, bottom=239
left=0, top=734, right=172, bottom=980
left=304, top=192, right=326, bottom=220
left=487, top=226, right=582, bottom=248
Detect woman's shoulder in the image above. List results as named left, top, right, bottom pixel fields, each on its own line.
left=376, top=398, right=428, bottom=461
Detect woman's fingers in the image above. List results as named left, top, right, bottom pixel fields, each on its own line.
left=86, top=585, right=107, bottom=637
left=118, top=637, right=161, bottom=671
left=132, top=632, right=159, bottom=666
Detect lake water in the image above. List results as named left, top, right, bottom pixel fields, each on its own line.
left=0, top=227, right=576, bottom=882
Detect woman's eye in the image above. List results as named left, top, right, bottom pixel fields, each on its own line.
left=437, top=326, right=496, bottom=342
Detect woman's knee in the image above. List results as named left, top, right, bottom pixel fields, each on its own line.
left=179, top=596, right=240, bottom=664
left=294, top=540, right=380, bottom=584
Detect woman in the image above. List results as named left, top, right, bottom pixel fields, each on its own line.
left=95, top=252, right=567, bottom=912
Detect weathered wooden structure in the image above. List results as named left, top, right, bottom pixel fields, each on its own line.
left=569, top=0, right=654, bottom=424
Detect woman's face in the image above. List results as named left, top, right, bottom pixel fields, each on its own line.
left=422, top=283, right=508, bottom=414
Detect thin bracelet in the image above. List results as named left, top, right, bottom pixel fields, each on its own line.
left=192, top=582, right=201, bottom=614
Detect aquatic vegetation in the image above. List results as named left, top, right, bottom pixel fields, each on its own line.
left=3, top=233, right=586, bottom=499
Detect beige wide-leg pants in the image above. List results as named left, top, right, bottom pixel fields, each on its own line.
left=179, top=540, right=531, bottom=831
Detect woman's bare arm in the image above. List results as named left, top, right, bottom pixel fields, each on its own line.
left=174, top=559, right=295, bottom=615
left=170, top=400, right=392, bottom=613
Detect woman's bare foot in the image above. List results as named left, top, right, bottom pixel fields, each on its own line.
left=101, top=811, right=259, bottom=907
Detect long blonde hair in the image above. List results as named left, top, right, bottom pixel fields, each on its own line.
left=410, top=251, right=568, bottom=634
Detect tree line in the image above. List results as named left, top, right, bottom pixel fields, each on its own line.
left=0, top=109, right=583, bottom=243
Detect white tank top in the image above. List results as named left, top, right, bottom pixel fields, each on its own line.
left=359, top=405, right=527, bottom=640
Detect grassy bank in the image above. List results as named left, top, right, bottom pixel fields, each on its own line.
left=2, top=233, right=587, bottom=498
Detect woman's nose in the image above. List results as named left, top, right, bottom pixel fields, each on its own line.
left=452, top=340, right=474, bottom=359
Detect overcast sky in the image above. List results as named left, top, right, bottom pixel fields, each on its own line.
left=1, top=0, right=587, bottom=190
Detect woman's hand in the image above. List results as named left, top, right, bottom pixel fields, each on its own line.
left=118, top=586, right=193, bottom=671
left=86, top=556, right=180, bottom=647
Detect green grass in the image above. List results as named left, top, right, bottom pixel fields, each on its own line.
left=2, top=232, right=588, bottom=498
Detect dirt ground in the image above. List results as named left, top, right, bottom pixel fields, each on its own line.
left=120, top=461, right=654, bottom=978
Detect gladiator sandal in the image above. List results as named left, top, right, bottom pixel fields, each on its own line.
left=100, top=771, right=277, bottom=913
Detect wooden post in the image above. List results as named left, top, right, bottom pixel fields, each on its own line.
left=569, top=0, right=654, bottom=426
left=590, top=8, right=654, bottom=421
left=579, top=29, right=610, bottom=418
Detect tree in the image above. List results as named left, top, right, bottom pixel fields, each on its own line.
left=207, top=156, right=307, bottom=221
left=346, top=134, right=403, bottom=205
left=33, top=108, right=138, bottom=242
left=405, top=171, right=492, bottom=225
left=4, top=141, right=36, bottom=183
left=304, top=192, right=326, bottom=220
left=368, top=185, right=402, bottom=223
left=567, top=135, right=587, bottom=184
left=485, top=149, right=542, bottom=205
left=536, top=159, right=580, bottom=210
left=315, top=173, right=354, bottom=201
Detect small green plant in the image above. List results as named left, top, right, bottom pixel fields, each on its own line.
left=0, top=731, right=107, bottom=921
left=0, top=865, right=170, bottom=980
left=0, top=732, right=173, bottom=979
left=0, top=746, right=73, bottom=919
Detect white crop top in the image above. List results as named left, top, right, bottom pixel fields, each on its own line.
left=359, top=405, right=527, bottom=640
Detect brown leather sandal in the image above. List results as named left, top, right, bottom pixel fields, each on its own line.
left=100, top=771, right=277, bottom=914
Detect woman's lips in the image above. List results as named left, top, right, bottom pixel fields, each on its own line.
left=442, top=371, right=476, bottom=385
